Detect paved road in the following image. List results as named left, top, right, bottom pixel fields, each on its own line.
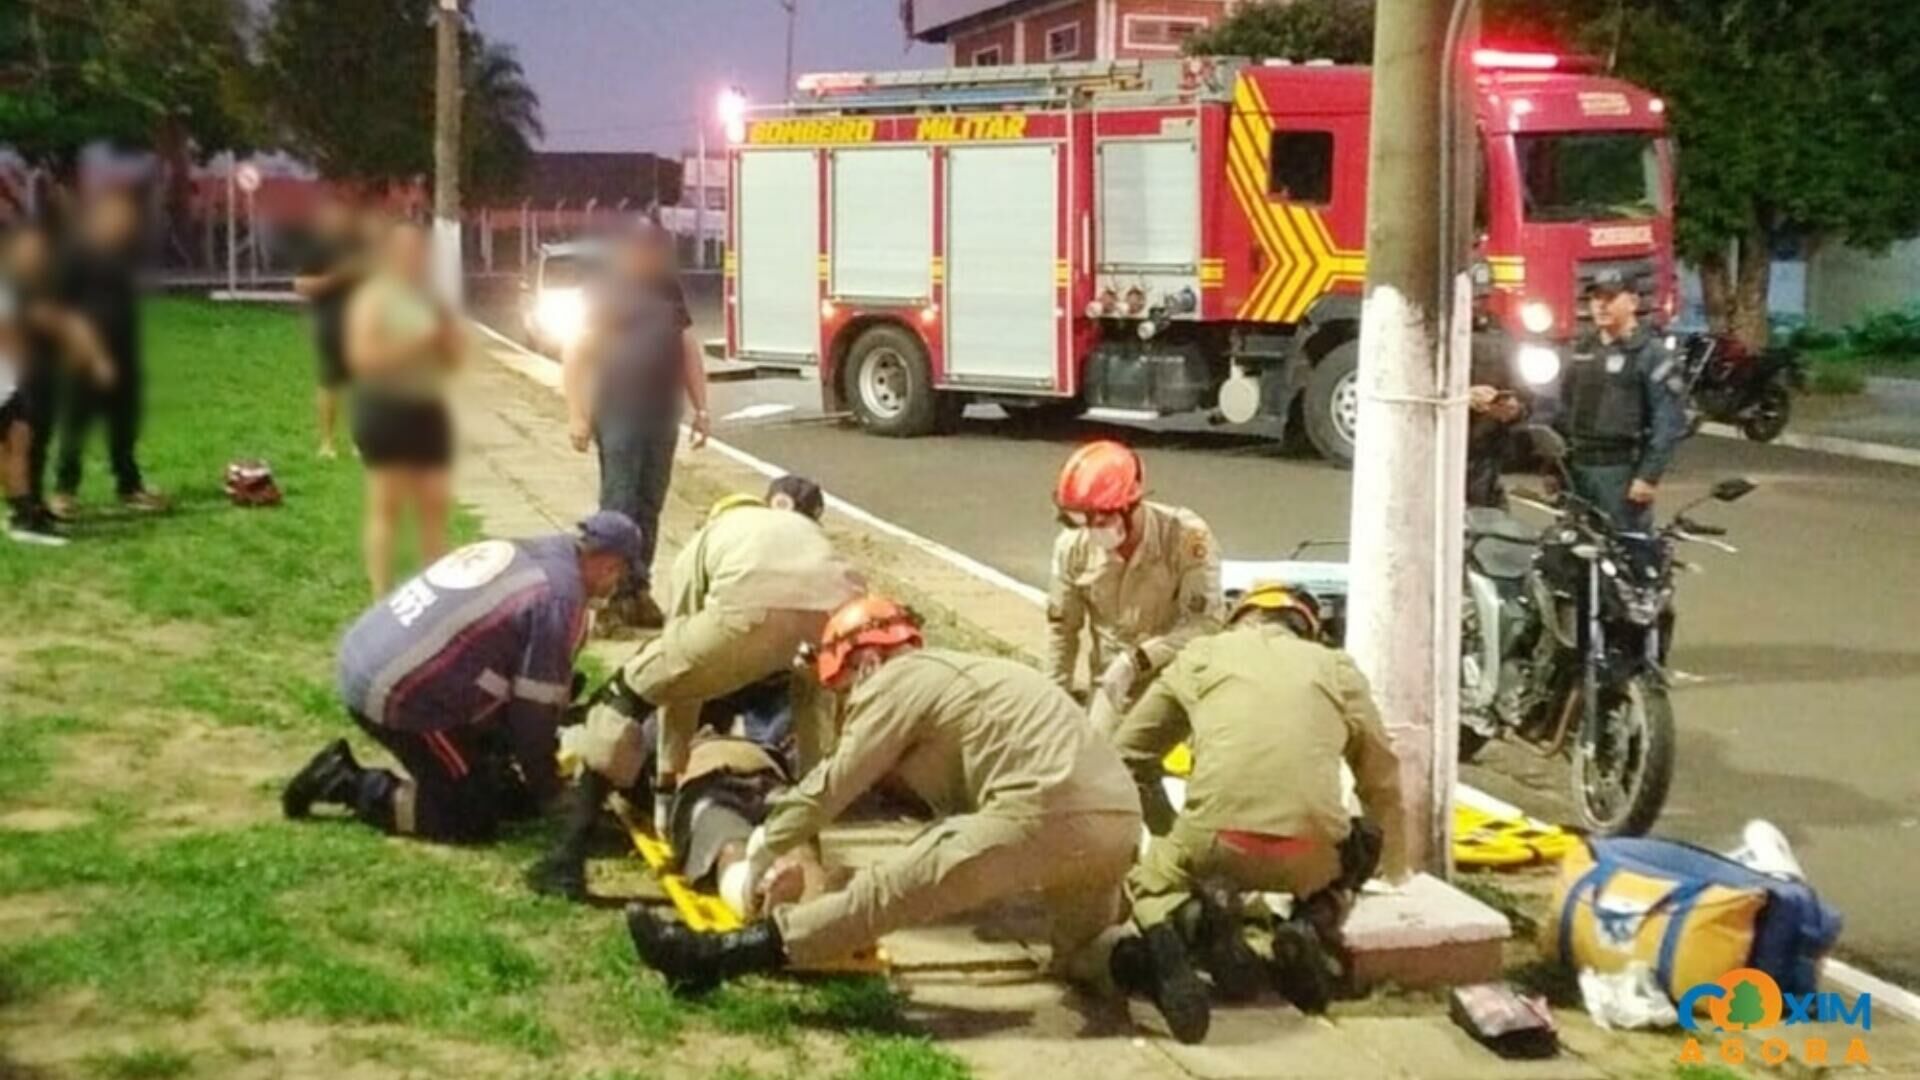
left=697, top=374, right=1920, bottom=985
left=481, top=300, right=1920, bottom=983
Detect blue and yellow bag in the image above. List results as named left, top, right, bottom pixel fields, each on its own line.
left=1545, top=837, right=1841, bottom=1002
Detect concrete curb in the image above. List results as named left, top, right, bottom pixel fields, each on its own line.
left=473, top=318, right=1920, bottom=1023
left=1701, top=421, right=1920, bottom=469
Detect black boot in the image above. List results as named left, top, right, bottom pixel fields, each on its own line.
left=525, top=770, right=610, bottom=902
left=1176, top=889, right=1266, bottom=1004
left=1112, top=924, right=1211, bottom=1045
left=1269, top=918, right=1338, bottom=1015
left=282, top=739, right=361, bottom=819
left=625, top=904, right=785, bottom=995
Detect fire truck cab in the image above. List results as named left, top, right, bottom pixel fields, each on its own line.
left=721, top=54, right=1674, bottom=463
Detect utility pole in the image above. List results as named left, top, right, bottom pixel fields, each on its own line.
left=778, top=0, right=798, bottom=95
left=224, top=152, right=237, bottom=296
left=694, top=119, right=708, bottom=271
left=433, top=0, right=464, bottom=305
left=1343, top=0, right=1478, bottom=878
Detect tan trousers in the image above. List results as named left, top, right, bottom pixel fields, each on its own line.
left=1129, top=816, right=1343, bottom=928
left=575, top=606, right=828, bottom=789
left=776, top=808, right=1140, bottom=988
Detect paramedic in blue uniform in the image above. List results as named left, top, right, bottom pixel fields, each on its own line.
left=1558, top=269, right=1689, bottom=532
left=281, top=511, right=642, bottom=843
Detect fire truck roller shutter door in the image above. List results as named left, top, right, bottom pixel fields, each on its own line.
left=737, top=150, right=822, bottom=361
left=831, top=148, right=934, bottom=301
left=945, top=144, right=1062, bottom=388
left=1096, top=137, right=1201, bottom=306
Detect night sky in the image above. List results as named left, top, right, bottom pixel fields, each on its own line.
left=472, top=0, right=941, bottom=155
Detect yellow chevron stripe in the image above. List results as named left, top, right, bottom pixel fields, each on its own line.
left=1227, top=139, right=1287, bottom=318
left=1222, top=74, right=1370, bottom=324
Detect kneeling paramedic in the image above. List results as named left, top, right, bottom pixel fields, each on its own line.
left=624, top=597, right=1209, bottom=1038
left=1112, top=584, right=1407, bottom=1016
left=538, top=495, right=861, bottom=884
left=283, top=512, right=640, bottom=842
left=1048, top=440, right=1222, bottom=738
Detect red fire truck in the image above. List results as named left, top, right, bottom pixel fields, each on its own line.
left=720, top=53, right=1675, bottom=462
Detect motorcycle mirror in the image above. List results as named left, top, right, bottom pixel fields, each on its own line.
left=1711, top=478, right=1757, bottom=503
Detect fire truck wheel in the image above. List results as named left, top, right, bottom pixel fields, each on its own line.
left=848, top=320, right=952, bottom=434
left=1304, top=343, right=1360, bottom=467
left=846, top=324, right=947, bottom=437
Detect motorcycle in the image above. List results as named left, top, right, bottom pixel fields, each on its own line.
left=1680, top=331, right=1805, bottom=443
left=1459, top=428, right=1755, bottom=834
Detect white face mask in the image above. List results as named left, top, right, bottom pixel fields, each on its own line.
left=1087, top=522, right=1126, bottom=552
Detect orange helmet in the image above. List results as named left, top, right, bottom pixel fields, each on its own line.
left=1054, top=440, right=1143, bottom=514
left=814, top=595, right=923, bottom=689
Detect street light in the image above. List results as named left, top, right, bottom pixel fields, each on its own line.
left=776, top=0, right=798, bottom=96
left=719, top=87, right=750, bottom=144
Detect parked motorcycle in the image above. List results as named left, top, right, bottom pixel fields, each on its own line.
left=1681, top=331, right=1805, bottom=443
left=1459, top=428, right=1755, bottom=835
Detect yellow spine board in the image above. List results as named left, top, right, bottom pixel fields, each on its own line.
left=621, top=815, right=888, bottom=973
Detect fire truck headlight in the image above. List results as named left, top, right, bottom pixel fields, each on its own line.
left=534, top=288, right=586, bottom=348
left=1519, top=300, right=1555, bottom=334
left=1517, top=343, right=1562, bottom=387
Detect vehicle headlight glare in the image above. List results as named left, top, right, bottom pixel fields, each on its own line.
left=535, top=289, right=586, bottom=346
left=1520, top=300, right=1555, bottom=334
left=1517, top=343, right=1562, bottom=386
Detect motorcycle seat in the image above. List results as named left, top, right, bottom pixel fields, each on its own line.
left=1466, top=510, right=1538, bottom=580
left=1465, top=508, right=1538, bottom=544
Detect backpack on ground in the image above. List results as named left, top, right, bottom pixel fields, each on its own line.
left=1544, top=835, right=1841, bottom=1003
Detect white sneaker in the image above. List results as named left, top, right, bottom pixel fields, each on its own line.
left=7, top=517, right=70, bottom=547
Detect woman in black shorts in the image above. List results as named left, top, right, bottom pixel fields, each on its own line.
left=344, top=220, right=460, bottom=597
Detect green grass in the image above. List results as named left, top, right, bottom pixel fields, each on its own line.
left=83, top=1046, right=194, bottom=1079
left=0, top=299, right=965, bottom=1078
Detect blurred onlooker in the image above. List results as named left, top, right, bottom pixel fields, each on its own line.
left=345, top=220, right=462, bottom=599
left=562, top=221, right=711, bottom=633
left=294, top=198, right=367, bottom=460
left=3, top=222, right=111, bottom=545
left=50, top=190, right=167, bottom=517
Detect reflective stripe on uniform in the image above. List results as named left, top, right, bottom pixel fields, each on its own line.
left=512, top=677, right=570, bottom=705
left=363, top=568, right=547, bottom=722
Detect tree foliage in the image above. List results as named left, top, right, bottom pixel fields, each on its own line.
left=1182, top=0, right=1375, bottom=63
left=258, top=0, right=543, bottom=198
left=0, top=0, right=257, bottom=172
left=1187, top=0, right=1920, bottom=343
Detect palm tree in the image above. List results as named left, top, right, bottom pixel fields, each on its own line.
left=461, top=36, right=543, bottom=202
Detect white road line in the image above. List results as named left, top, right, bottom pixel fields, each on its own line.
left=1824, top=959, right=1920, bottom=1022
left=477, top=317, right=1920, bottom=1013
left=1702, top=422, right=1920, bottom=469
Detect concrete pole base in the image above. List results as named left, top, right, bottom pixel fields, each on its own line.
left=1342, top=873, right=1512, bottom=989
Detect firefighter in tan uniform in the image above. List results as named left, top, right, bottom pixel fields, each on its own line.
left=572, top=496, right=861, bottom=822
left=1113, top=584, right=1408, bottom=1015
left=625, top=596, right=1214, bottom=1043
left=1047, top=441, right=1223, bottom=737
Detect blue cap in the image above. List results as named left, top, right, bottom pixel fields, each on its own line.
left=577, top=510, right=645, bottom=564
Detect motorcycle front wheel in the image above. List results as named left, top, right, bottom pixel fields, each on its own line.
left=1741, top=382, right=1792, bottom=442
left=1569, top=678, right=1675, bottom=836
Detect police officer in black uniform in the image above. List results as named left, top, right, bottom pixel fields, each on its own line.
left=1466, top=331, right=1530, bottom=509
left=1557, top=269, right=1688, bottom=532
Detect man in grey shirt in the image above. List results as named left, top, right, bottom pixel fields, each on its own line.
left=564, top=223, right=712, bottom=633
